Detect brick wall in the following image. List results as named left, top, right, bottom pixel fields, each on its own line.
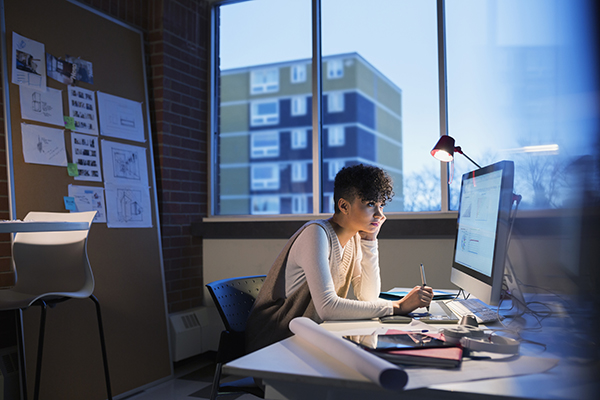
left=0, top=0, right=210, bottom=313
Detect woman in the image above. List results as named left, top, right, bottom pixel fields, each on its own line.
left=245, top=164, right=433, bottom=353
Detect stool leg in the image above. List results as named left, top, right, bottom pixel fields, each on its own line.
left=15, top=309, right=28, bottom=400
left=90, top=295, right=112, bottom=400
left=33, top=300, right=47, bottom=400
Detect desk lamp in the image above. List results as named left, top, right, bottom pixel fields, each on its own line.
left=431, top=135, right=481, bottom=169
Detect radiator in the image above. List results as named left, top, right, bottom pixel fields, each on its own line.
left=169, top=307, right=221, bottom=361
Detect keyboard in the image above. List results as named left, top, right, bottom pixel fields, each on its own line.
left=444, top=298, right=503, bottom=324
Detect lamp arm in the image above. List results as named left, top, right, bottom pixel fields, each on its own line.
left=454, top=146, right=482, bottom=169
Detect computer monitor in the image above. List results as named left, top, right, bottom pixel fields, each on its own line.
left=450, top=160, right=515, bottom=306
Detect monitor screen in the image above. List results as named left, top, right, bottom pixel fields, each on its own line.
left=450, top=160, right=515, bottom=306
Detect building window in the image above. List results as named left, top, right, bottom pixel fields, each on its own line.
left=251, top=164, right=280, bottom=190
left=291, top=64, right=306, bottom=83
left=291, top=129, right=307, bottom=149
left=328, top=125, right=345, bottom=147
left=327, top=92, right=344, bottom=113
left=328, top=160, right=345, bottom=181
left=291, top=162, right=307, bottom=182
left=250, top=100, right=279, bottom=126
left=291, top=96, right=307, bottom=116
left=251, top=131, right=279, bottom=158
left=251, top=68, right=279, bottom=94
left=327, top=59, right=343, bottom=79
left=292, top=195, right=308, bottom=214
left=252, top=196, right=280, bottom=215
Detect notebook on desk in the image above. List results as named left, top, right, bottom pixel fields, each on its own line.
left=380, top=300, right=460, bottom=324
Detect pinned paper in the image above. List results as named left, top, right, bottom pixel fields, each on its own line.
left=64, top=196, right=77, bottom=211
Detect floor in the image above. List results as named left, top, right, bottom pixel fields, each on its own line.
left=123, top=352, right=263, bottom=400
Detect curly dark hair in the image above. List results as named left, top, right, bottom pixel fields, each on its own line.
left=333, top=164, right=394, bottom=213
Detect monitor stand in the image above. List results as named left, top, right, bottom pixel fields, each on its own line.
left=502, top=258, right=527, bottom=318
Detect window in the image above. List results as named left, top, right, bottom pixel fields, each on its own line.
left=291, top=129, right=307, bottom=149
left=327, top=92, right=344, bottom=113
left=251, top=68, right=279, bottom=94
left=327, top=125, right=344, bottom=147
left=292, top=195, right=308, bottom=213
left=252, top=196, right=280, bottom=215
left=251, top=131, right=279, bottom=158
left=291, top=96, right=307, bottom=116
left=444, top=0, right=598, bottom=211
left=291, top=162, right=307, bottom=182
left=250, top=100, right=279, bottom=126
left=327, top=59, right=343, bottom=79
left=291, top=64, right=307, bottom=83
left=328, top=160, right=345, bottom=181
left=251, top=164, right=280, bottom=190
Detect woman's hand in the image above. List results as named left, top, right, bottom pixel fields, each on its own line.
left=392, top=285, right=434, bottom=315
left=359, top=214, right=386, bottom=241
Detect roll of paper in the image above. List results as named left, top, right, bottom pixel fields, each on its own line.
left=289, top=317, right=408, bottom=390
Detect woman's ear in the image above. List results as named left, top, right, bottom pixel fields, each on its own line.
left=338, top=198, right=350, bottom=214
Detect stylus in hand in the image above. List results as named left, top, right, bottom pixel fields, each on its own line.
left=420, top=263, right=430, bottom=313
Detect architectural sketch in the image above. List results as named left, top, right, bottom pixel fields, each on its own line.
left=111, top=148, right=140, bottom=181
left=97, top=91, right=145, bottom=142
left=117, top=188, right=144, bottom=222
left=101, top=140, right=149, bottom=187
left=19, top=86, right=64, bottom=127
left=104, top=183, right=152, bottom=228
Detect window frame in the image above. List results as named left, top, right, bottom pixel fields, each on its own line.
left=250, top=68, right=279, bottom=94
left=250, top=131, right=280, bottom=158
left=291, top=64, right=307, bottom=83
left=250, top=99, right=280, bottom=127
left=209, top=0, right=452, bottom=219
left=251, top=163, right=280, bottom=191
left=291, top=96, right=307, bottom=116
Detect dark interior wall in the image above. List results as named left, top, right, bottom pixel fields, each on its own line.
left=0, top=0, right=211, bottom=314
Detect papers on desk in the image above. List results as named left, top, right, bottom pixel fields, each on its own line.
left=289, top=317, right=408, bottom=390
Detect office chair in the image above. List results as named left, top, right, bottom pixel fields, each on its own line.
left=206, top=275, right=266, bottom=400
left=0, top=211, right=111, bottom=400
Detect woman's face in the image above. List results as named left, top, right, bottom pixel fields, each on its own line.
left=347, top=197, right=386, bottom=234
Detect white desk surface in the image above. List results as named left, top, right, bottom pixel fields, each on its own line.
left=225, top=301, right=598, bottom=400
left=0, top=220, right=89, bottom=233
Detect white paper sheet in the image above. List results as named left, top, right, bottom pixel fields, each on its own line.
left=68, top=86, right=98, bottom=135
left=19, top=86, right=64, bottom=127
left=68, top=185, right=107, bottom=223
left=97, top=92, right=145, bottom=142
left=104, top=183, right=152, bottom=228
left=12, top=32, right=46, bottom=90
left=71, top=132, right=102, bottom=182
left=21, top=123, right=67, bottom=166
left=289, top=317, right=408, bottom=390
left=101, top=140, right=149, bottom=187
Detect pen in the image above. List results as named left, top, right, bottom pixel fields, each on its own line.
left=420, top=263, right=430, bottom=313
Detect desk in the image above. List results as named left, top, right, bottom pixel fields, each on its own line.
left=225, top=301, right=598, bottom=400
left=0, top=220, right=89, bottom=234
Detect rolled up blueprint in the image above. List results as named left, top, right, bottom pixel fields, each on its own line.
left=288, top=317, right=408, bottom=390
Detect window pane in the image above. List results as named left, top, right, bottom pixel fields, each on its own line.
left=446, top=0, right=599, bottom=210
left=216, top=0, right=312, bottom=215
left=322, top=0, right=441, bottom=212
